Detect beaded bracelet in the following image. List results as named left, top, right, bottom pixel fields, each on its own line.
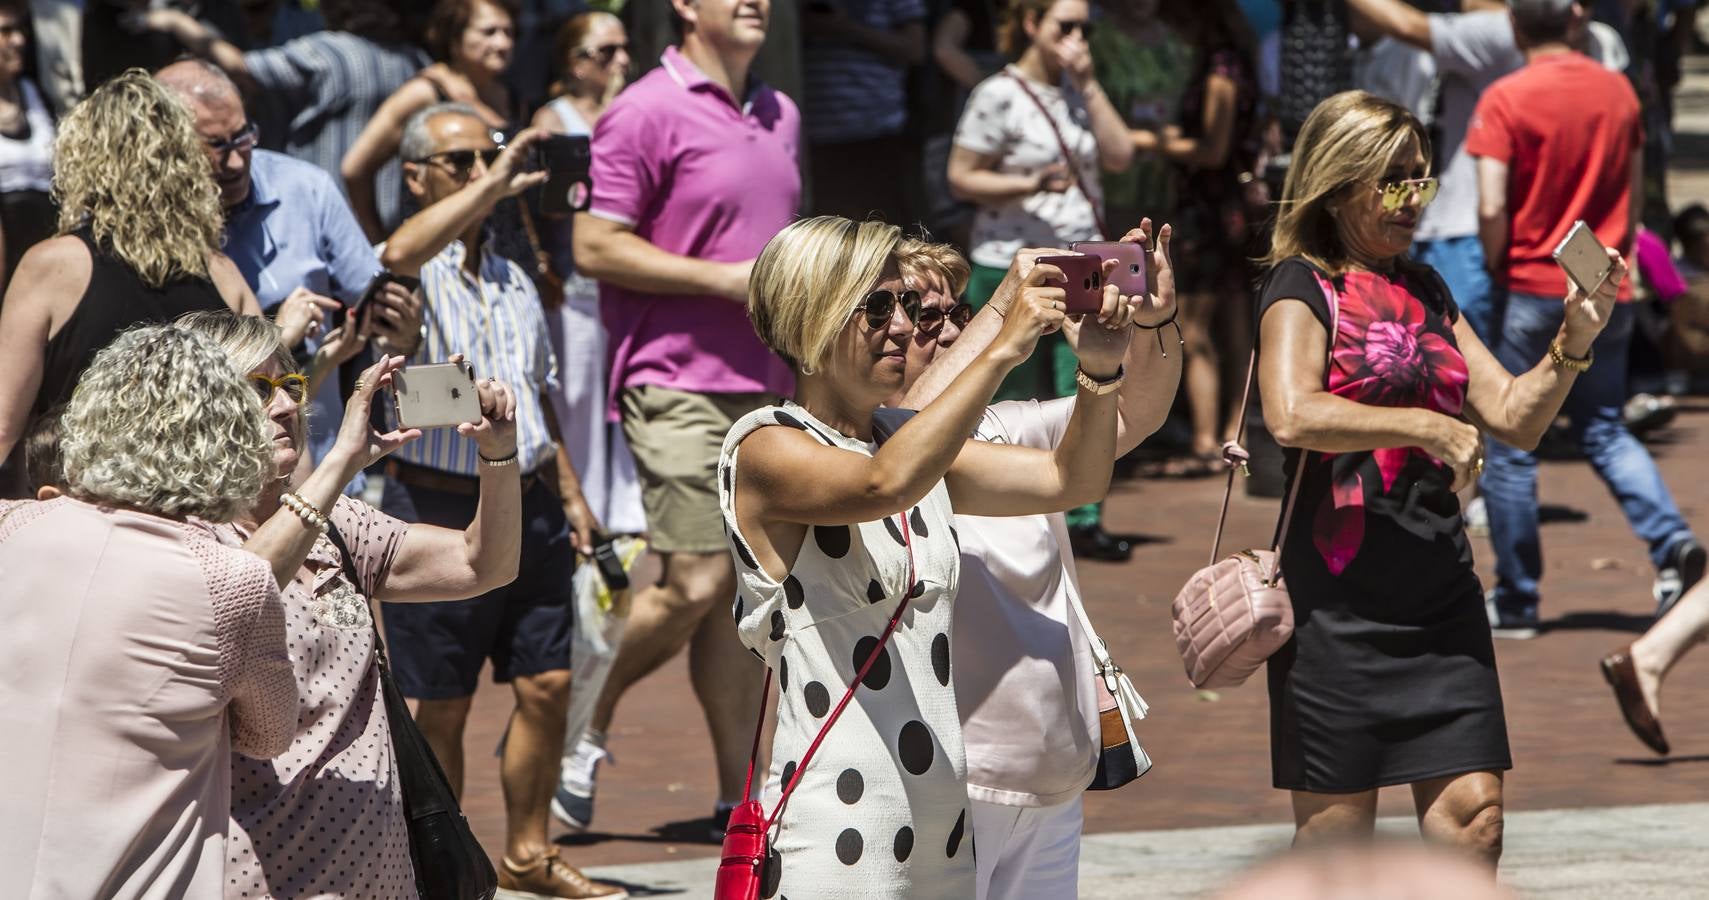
left=280, top=491, right=329, bottom=532
left=1134, top=308, right=1185, bottom=358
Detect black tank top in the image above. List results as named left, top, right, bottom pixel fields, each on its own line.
left=35, top=229, right=228, bottom=415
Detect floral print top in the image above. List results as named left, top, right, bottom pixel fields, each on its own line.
left=1257, top=258, right=1475, bottom=591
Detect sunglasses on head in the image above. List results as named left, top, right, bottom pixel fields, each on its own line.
left=1373, top=176, right=1439, bottom=212
left=917, top=301, right=973, bottom=336
left=577, top=41, right=628, bottom=65
left=249, top=372, right=309, bottom=406
left=412, top=147, right=504, bottom=177
left=853, top=289, right=922, bottom=330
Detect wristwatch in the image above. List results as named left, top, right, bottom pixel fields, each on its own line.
left=1074, top=365, right=1124, bottom=395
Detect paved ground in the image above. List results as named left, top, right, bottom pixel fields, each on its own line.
left=452, top=51, right=1709, bottom=900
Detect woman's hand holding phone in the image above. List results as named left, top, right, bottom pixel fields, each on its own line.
left=324, top=354, right=422, bottom=478
left=1560, top=245, right=1627, bottom=358
left=1128, top=218, right=1177, bottom=329
left=987, top=263, right=1068, bottom=371
left=457, top=360, right=520, bottom=462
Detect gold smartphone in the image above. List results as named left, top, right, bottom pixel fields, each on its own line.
left=1553, top=220, right=1615, bottom=296
left=391, top=360, right=482, bottom=429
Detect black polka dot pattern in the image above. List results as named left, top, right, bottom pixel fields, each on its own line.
left=774, top=410, right=809, bottom=431
left=815, top=524, right=852, bottom=559
left=780, top=760, right=798, bottom=787
left=909, top=507, right=929, bottom=537
left=770, top=610, right=786, bottom=641
left=883, top=516, right=907, bottom=547
left=761, top=847, right=782, bottom=898
left=908, top=581, right=925, bottom=599
left=733, top=598, right=744, bottom=622
left=931, top=633, right=950, bottom=687
left=837, top=768, right=864, bottom=804
left=866, top=579, right=885, bottom=604
left=852, top=636, right=892, bottom=690
left=836, top=828, right=864, bottom=865
left=898, top=720, right=934, bottom=775
left=783, top=576, right=804, bottom=609
left=946, top=810, right=966, bottom=858
left=893, top=826, right=914, bottom=863
left=779, top=655, right=789, bottom=693
left=734, top=534, right=759, bottom=569
left=803, top=682, right=830, bottom=718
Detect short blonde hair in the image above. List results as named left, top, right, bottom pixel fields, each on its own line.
left=53, top=69, right=223, bottom=287
left=178, top=310, right=308, bottom=466
left=896, top=239, right=972, bottom=297
left=59, top=324, right=272, bottom=523
left=1267, top=91, right=1432, bottom=272
left=748, top=216, right=902, bottom=374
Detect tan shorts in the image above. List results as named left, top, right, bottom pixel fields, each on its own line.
left=620, top=385, right=775, bottom=554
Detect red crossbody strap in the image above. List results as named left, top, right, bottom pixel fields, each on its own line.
left=737, top=514, right=916, bottom=828
left=1208, top=277, right=1341, bottom=580
left=1003, top=68, right=1111, bottom=239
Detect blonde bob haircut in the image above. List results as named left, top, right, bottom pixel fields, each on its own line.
left=1267, top=90, right=1432, bottom=273
left=53, top=69, right=224, bottom=288
left=748, top=216, right=903, bottom=375
left=897, top=239, right=973, bottom=298
left=178, top=309, right=308, bottom=459
left=58, top=324, right=273, bottom=523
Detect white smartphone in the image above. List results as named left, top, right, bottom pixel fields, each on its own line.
left=1553, top=220, right=1615, bottom=296
left=391, top=360, right=482, bottom=429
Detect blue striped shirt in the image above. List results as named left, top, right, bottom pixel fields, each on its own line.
left=392, top=238, right=558, bottom=477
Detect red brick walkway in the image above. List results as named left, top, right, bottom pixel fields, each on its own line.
left=452, top=402, right=1709, bottom=868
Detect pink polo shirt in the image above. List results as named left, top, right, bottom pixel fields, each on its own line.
left=589, top=47, right=800, bottom=416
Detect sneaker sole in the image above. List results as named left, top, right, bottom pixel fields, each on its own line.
left=1490, top=625, right=1539, bottom=640
left=1658, top=542, right=1707, bottom=620
left=551, top=791, right=591, bottom=832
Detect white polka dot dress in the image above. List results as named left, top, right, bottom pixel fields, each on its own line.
left=720, top=403, right=974, bottom=900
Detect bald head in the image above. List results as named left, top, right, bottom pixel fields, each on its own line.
left=156, top=60, right=255, bottom=209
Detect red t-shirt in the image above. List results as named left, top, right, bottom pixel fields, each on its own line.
left=1465, top=52, right=1642, bottom=300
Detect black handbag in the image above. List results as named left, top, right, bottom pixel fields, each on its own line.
left=326, top=524, right=499, bottom=900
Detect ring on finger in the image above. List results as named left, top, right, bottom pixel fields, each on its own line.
left=354, top=378, right=367, bottom=392
left=1471, top=456, right=1485, bottom=478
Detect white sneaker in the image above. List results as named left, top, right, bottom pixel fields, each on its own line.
left=551, top=733, right=611, bottom=832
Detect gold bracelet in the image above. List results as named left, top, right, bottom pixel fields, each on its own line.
left=479, top=450, right=519, bottom=468
left=280, top=491, right=329, bottom=532
left=1548, top=341, right=1593, bottom=373
left=1074, top=365, right=1124, bottom=395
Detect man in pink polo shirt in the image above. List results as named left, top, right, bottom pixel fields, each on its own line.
left=571, top=0, right=799, bottom=837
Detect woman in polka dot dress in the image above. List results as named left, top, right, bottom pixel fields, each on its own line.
left=183, top=313, right=538, bottom=899
left=721, top=217, right=1133, bottom=898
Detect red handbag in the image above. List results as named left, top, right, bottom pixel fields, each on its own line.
left=714, top=515, right=916, bottom=900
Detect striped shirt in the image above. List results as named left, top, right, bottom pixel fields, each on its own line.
left=392, top=237, right=558, bottom=477
left=245, top=32, right=430, bottom=233
left=801, top=0, right=927, bottom=142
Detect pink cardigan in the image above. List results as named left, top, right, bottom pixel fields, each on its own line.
left=0, top=497, right=296, bottom=899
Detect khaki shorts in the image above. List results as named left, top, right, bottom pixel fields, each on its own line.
left=620, top=385, right=775, bottom=554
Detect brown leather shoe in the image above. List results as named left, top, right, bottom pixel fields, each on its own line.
left=497, top=851, right=628, bottom=900
left=1600, top=647, right=1669, bottom=755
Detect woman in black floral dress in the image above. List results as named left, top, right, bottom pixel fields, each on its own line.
left=1256, top=91, right=1626, bottom=865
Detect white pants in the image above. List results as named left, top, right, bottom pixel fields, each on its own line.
left=971, top=795, right=1084, bottom=900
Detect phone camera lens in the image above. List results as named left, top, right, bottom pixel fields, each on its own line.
left=1130, top=263, right=1141, bottom=274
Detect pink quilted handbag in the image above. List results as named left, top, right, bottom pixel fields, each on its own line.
left=1170, top=288, right=1337, bottom=688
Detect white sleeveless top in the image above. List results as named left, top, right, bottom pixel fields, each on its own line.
left=719, top=403, right=974, bottom=899
left=0, top=80, right=54, bottom=195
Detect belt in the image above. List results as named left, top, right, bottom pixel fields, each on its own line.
left=387, top=459, right=549, bottom=497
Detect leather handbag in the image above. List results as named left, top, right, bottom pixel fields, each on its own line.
left=1169, top=285, right=1338, bottom=688
left=1063, top=577, right=1153, bottom=791
left=715, top=516, right=916, bottom=900
left=327, top=525, right=499, bottom=900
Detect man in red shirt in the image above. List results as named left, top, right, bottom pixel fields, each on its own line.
left=1467, top=0, right=1702, bottom=639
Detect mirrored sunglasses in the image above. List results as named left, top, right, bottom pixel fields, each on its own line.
left=917, top=301, right=973, bottom=336
left=1375, top=177, right=1439, bottom=212
left=853, top=289, right=922, bottom=330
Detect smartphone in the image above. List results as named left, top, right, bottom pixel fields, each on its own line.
left=535, top=134, right=593, bottom=216
left=1035, top=254, right=1105, bottom=315
left=336, top=271, right=421, bottom=331
left=391, top=360, right=482, bottom=430
left=1071, top=240, right=1147, bottom=296
left=1553, top=220, right=1615, bottom=296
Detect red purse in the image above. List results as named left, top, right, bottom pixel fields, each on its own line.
left=714, top=515, right=916, bottom=899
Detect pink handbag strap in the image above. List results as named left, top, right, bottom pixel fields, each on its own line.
left=738, top=514, right=916, bottom=829
left=1208, top=281, right=1341, bottom=579
left=1004, top=68, right=1111, bottom=238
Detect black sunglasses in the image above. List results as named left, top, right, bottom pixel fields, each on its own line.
left=917, top=301, right=973, bottom=336
left=411, top=147, right=503, bottom=177
left=1053, top=19, right=1093, bottom=37
left=577, top=41, right=629, bottom=65
left=853, top=289, right=922, bottom=330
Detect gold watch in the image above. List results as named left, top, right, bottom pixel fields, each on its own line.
left=1074, top=365, right=1124, bottom=395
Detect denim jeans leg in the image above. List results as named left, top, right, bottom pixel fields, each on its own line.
left=1560, top=303, right=1696, bottom=569
left=1480, top=292, right=1565, bottom=610
left=1414, top=236, right=1500, bottom=347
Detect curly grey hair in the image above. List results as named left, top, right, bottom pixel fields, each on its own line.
left=58, top=324, right=273, bottom=523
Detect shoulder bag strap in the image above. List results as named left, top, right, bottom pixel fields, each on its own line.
left=325, top=521, right=394, bottom=670
left=1209, top=277, right=1341, bottom=583
left=737, top=514, right=916, bottom=828
left=1003, top=68, right=1111, bottom=238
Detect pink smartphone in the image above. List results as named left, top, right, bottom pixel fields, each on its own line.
left=1071, top=240, right=1148, bottom=296
left=1035, top=254, right=1105, bottom=315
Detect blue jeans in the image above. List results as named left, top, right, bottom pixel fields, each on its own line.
left=1482, top=293, right=1695, bottom=612
left=1414, top=236, right=1500, bottom=347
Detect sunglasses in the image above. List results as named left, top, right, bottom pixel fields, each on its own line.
left=1373, top=177, right=1439, bottom=212
left=576, top=41, right=628, bottom=65
left=206, top=121, right=259, bottom=158
left=1053, top=19, right=1093, bottom=37
left=249, top=372, right=309, bottom=406
left=917, top=301, right=973, bottom=336
left=852, top=289, right=922, bottom=330
left=412, top=147, right=504, bottom=178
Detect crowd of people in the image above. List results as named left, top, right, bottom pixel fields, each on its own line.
left=1, top=0, right=1708, bottom=898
